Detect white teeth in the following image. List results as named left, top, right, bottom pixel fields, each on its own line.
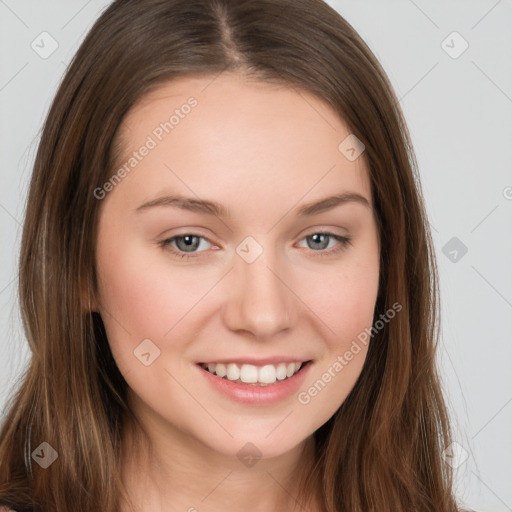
left=226, top=363, right=240, bottom=381
left=276, top=363, right=287, bottom=381
left=240, top=364, right=258, bottom=383
left=215, top=363, right=227, bottom=378
left=259, top=364, right=277, bottom=384
left=201, top=361, right=305, bottom=384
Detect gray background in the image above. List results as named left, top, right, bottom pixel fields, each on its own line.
left=1, top=1, right=511, bottom=510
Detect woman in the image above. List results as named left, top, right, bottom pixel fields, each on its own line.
left=0, top=0, right=465, bottom=510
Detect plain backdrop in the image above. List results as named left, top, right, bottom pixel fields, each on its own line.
left=0, top=1, right=511, bottom=511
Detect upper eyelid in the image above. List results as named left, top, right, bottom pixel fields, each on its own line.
left=165, top=230, right=348, bottom=248
left=167, top=230, right=344, bottom=239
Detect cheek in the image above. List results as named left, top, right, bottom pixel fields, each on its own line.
left=95, top=238, right=212, bottom=355
left=334, top=275, right=378, bottom=341
left=296, top=270, right=377, bottom=420
left=304, top=256, right=380, bottom=348
left=95, top=233, right=172, bottom=363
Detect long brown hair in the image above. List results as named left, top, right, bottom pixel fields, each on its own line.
left=0, top=0, right=461, bottom=510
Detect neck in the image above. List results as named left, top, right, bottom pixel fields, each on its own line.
left=118, top=411, right=322, bottom=512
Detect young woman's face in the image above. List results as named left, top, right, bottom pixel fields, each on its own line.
left=94, top=73, right=380, bottom=460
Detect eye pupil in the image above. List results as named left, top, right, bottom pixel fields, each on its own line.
left=176, top=235, right=200, bottom=252
left=308, top=233, right=329, bottom=250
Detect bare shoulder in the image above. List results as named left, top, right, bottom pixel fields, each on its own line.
left=0, top=507, right=16, bottom=512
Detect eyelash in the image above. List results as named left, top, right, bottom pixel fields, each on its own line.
left=157, top=231, right=352, bottom=261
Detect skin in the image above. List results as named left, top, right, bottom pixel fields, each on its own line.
left=93, top=72, right=380, bottom=512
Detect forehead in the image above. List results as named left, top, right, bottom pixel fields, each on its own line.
left=110, top=73, right=372, bottom=215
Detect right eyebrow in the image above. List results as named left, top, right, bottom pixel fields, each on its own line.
left=134, top=195, right=230, bottom=216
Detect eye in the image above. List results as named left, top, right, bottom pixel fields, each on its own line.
left=158, top=234, right=212, bottom=260
left=158, top=231, right=352, bottom=261
left=297, top=232, right=352, bottom=257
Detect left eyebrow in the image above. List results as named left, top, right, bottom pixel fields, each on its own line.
left=134, top=192, right=371, bottom=217
left=296, top=192, right=371, bottom=216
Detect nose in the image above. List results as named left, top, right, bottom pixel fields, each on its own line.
left=222, top=244, right=297, bottom=339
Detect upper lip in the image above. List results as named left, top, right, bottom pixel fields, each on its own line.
left=197, top=357, right=312, bottom=366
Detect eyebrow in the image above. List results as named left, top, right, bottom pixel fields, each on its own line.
left=134, top=192, right=371, bottom=217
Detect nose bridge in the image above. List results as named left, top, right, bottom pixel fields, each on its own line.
left=223, top=236, right=296, bottom=337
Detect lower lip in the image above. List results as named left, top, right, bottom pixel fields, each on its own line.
left=195, top=361, right=313, bottom=405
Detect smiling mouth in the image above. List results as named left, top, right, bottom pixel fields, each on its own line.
left=197, top=360, right=312, bottom=386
